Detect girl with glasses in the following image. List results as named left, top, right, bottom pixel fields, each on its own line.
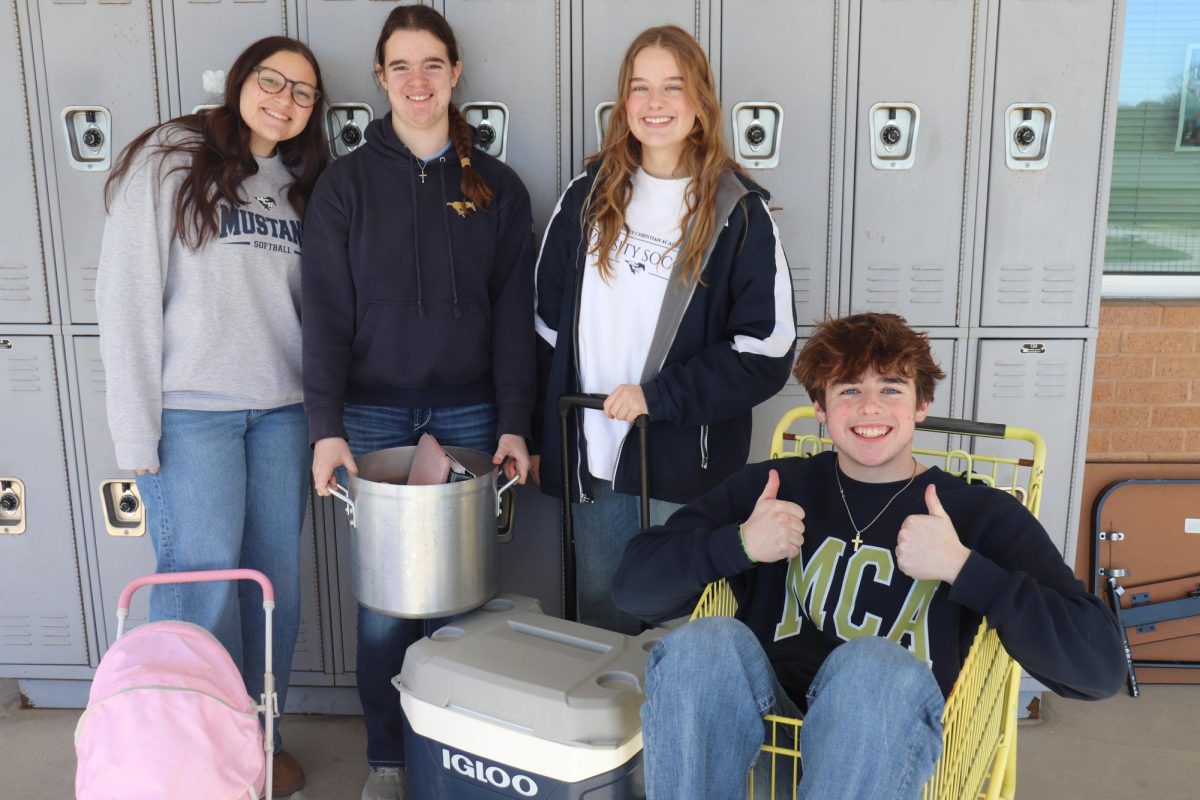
left=96, top=36, right=328, bottom=797
left=301, top=7, right=535, bottom=799
left=533, top=25, right=797, bottom=634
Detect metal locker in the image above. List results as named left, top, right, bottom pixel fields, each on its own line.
left=30, top=0, right=162, bottom=324
left=577, top=0, right=709, bottom=159
left=970, top=338, right=1085, bottom=558
left=721, top=0, right=841, bottom=331
left=301, top=0, right=393, bottom=120
left=978, top=0, right=1116, bottom=327
left=445, top=0, right=566, bottom=226
left=163, top=0, right=289, bottom=116
left=749, top=336, right=961, bottom=463
left=71, top=337, right=326, bottom=678
left=848, top=0, right=980, bottom=326
left=0, top=335, right=89, bottom=666
left=0, top=16, right=51, bottom=324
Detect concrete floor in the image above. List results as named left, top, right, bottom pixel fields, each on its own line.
left=3, top=680, right=1197, bottom=799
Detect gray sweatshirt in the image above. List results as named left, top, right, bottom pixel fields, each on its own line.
left=96, top=127, right=305, bottom=470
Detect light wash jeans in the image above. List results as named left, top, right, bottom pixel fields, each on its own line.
left=135, top=403, right=310, bottom=751
left=341, top=402, right=499, bottom=769
left=571, top=479, right=681, bottom=634
left=641, top=617, right=944, bottom=800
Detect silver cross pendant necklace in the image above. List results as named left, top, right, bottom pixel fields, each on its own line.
left=834, top=458, right=919, bottom=552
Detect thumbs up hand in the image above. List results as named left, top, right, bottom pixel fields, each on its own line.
left=896, top=483, right=971, bottom=583
left=740, top=469, right=807, bottom=564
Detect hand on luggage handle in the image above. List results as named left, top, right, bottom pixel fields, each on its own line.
left=557, top=393, right=651, bottom=622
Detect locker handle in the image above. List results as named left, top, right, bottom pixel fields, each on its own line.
left=99, top=480, right=146, bottom=537
left=0, top=478, right=26, bottom=535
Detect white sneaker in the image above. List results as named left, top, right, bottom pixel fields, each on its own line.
left=361, top=767, right=405, bottom=800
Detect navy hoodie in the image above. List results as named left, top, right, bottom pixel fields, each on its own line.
left=302, top=116, right=536, bottom=444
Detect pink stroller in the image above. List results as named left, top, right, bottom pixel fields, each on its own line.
left=75, top=569, right=279, bottom=799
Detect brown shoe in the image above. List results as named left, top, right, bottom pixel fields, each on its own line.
left=272, top=749, right=306, bottom=797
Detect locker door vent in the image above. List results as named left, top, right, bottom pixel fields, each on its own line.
left=1040, top=263, right=1078, bottom=304
left=38, top=615, right=76, bottom=648
left=1034, top=361, right=1069, bottom=398
left=82, top=264, right=98, bottom=304
left=910, top=262, right=947, bottom=306
left=792, top=266, right=814, bottom=307
left=295, top=621, right=313, bottom=656
left=88, top=355, right=106, bottom=395
left=995, top=264, right=1032, bottom=304
left=1, top=616, right=32, bottom=647
left=990, top=360, right=1027, bottom=400
left=6, top=353, right=43, bottom=393
left=0, top=263, right=33, bottom=304
left=863, top=262, right=901, bottom=306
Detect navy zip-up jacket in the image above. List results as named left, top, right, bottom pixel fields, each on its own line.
left=534, top=166, right=797, bottom=504
left=302, top=116, right=536, bottom=444
left=613, top=452, right=1127, bottom=703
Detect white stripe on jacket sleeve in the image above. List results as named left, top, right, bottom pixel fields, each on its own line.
left=731, top=196, right=796, bottom=358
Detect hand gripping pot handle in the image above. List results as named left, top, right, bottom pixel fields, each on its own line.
left=328, top=470, right=519, bottom=541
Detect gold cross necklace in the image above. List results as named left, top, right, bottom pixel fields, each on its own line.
left=834, top=458, right=918, bottom=552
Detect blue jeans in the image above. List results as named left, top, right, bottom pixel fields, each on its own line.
left=135, top=404, right=310, bottom=751
left=572, top=479, right=681, bottom=634
left=342, top=402, right=499, bottom=769
left=642, top=617, right=944, bottom=800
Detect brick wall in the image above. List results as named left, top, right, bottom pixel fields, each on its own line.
left=1088, top=301, right=1200, bottom=461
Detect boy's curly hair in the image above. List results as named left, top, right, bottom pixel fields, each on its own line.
left=793, top=313, right=945, bottom=408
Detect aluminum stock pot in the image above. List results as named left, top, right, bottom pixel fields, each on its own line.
left=328, top=446, right=519, bottom=619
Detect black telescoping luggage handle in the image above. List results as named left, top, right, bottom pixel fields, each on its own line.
left=558, top=393, right=650, bottom=622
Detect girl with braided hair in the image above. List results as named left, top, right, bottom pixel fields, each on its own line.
left=301, top=6, right=534, bottom=798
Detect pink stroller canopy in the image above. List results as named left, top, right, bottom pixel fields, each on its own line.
left=75, top=621, right=266, bottom=799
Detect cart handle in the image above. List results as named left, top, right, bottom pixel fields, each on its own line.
left=118, top=569, right=275, bottom=610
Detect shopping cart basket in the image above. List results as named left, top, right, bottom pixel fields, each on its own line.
left=691, top=407, right=1046, bottom=800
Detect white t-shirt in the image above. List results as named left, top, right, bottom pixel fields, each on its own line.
left=578, top=168, right=691, bottom=481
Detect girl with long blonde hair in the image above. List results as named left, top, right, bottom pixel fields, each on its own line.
left=534, top=25, right=796, bottom=633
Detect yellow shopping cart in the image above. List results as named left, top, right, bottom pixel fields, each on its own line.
left=691, top=407, right=1046, bottom=800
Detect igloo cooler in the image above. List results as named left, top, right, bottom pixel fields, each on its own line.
left=393, top=595, right=662, bottom=799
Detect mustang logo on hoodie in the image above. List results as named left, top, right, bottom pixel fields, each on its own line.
left=447, top=200, right=477, bottom=218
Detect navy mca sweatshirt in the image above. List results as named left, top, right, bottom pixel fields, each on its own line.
left=301, top=116, right=536, bottom=444
left=614, top=451, right=1127, bottom=703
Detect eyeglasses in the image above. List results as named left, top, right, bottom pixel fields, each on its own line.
left=253, top=65, right=321, bottom=108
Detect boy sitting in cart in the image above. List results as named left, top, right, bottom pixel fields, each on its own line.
left=612, top=312, right=1126, bottom=799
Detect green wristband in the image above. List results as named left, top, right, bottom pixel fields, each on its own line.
left=737, top=524, right=756, bottom=564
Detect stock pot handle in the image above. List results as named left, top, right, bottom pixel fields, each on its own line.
left=496, top=463, right=520, bottom=543
left=328, top=485, right=357, bottom=528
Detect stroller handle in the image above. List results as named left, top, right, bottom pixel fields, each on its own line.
left=117, top=568, right=276, bottom=611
